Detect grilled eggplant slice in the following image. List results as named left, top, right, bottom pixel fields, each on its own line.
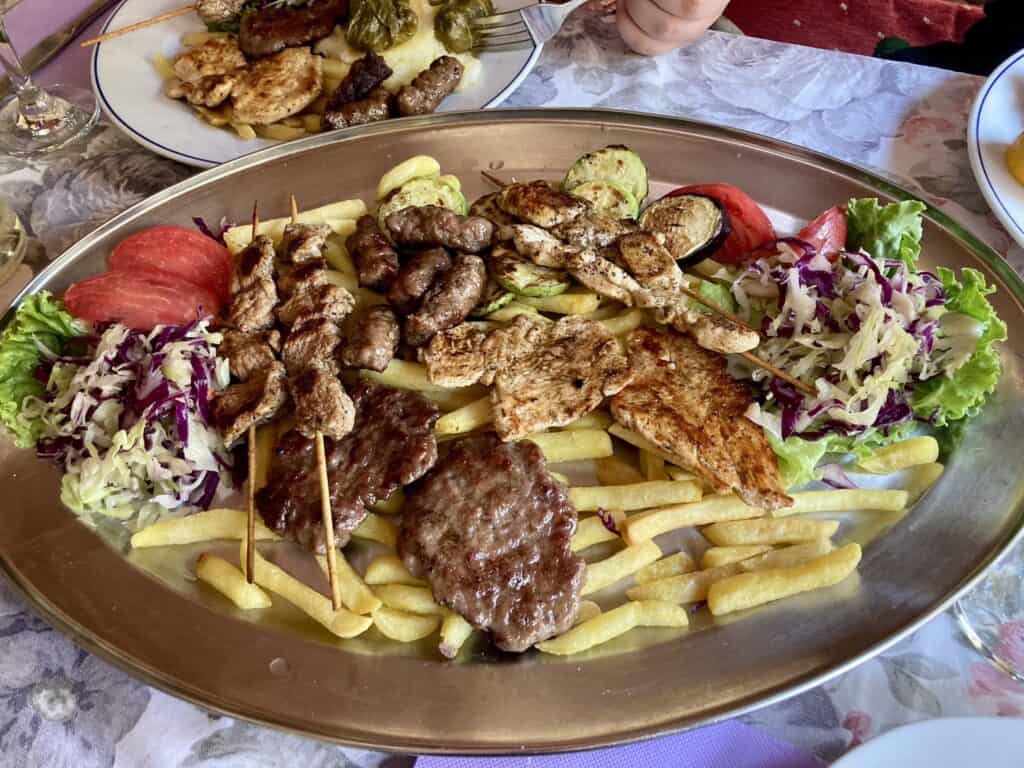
left=489, top=244, right=570, bottom=298
left=569, top=180, right=640, bottom=220
left=638, top=194, right=730, bottom=265
left=562, top=145, right=649, bottom=206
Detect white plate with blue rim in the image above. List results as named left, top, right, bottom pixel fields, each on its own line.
left=969, top=48, right=1024, bottom=249
left=832, top=717, right=1024, bottom=768
left=91, top=0, right=541, bottom=169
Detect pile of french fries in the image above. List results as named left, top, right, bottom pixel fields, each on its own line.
left=125, top=172, right=950, bottom=659
left=154, top=31, right=352, bottom=142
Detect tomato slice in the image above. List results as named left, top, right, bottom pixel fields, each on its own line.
left=797, top=206, right=847, bottom=260
left=109, top=226, right=231, bottom=303
left=667, top=183, right=776, bottom=263
left=64, top=271, right=222, bottom=331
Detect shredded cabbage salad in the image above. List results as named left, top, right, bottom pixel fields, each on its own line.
left=19, top=315, right=234, bottom=528
left=728, top=199, right=1006, bottom=487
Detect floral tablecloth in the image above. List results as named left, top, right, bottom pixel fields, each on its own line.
left=1, top=5, right=1023, bottom=766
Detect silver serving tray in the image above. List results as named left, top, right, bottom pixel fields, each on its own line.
left=1, top=109, right=1022, bottom=754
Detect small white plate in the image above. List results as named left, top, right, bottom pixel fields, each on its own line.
left=833, top=717, right=1024, bottom=768
left=969, top=49, right=1024, bottom=248
left=91, top=0, right=540, bottom=168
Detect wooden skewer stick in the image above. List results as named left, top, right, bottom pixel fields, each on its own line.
left=290, top=194, right=343, bottom=612
left=245, top=201, right=259, bottom=584
left=480, top=170, right=817, bottom=397
left=80, top=5, right=195, bottom=47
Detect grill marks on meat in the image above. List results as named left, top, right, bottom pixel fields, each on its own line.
left=337, top=306, right=399, bottom=372
left=165, top=75, right=237, bottom=108
left=281, top=316, right=341, bottom=374
left=421, top=322, right=490, bottom=388
left=346, top=215, right=399, bottom=290
left=257, top=380, right=439, bottom=552
left=231, top=46, right=323, bottom=125
left=403, top=253, right=486, bottom=346
left=276, top=282, right=354, bottom=328
left=213, top=361, right=289, bottom=446
left=228, top=235, right=278, bottom=332
left=289, top=366, right=355, bottom=439
left=551, top=214, right=635, bottom=250
left=497, top=181, right=587, bottom=229
left=280, top=222, right=331, bottom=264
left=278, top=258, right=329, bottom=297
left=220, top=329, right=281, bottom=381
left=611, top=328, right=792, bottom=510
left=387, top=247, right=451, bottom=313
left=239, top=0, right=346, bottom=58
left=399, top=434, right=584, bottom=652
left=324, top=53, right=393, bottom=130
left=396, top=56, right=463, bottom=116
left=385, top=206, right=493, bottom=254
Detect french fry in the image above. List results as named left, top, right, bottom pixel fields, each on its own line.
left=182, top=30, right=226, bottom=47
left=322, top=77, right=342, bottom=95
left=596, top=455, right=646, bottom=486
left=566, top=411, right=613, bottom=431
left=373, top=584, right=446, bottom=616
left=131, top=508, right=279, bottom=548
left=377, top=155, right=441, bottom=200
left=323, top=237, right=356, bottom=275
left=315, top=552, right=382, bottom=615
left=704, top=518, right=840, bottom=546
left=708, top=543, right=862, bottom=616
left=281, top=116, right=304, bottom=128
left=608, top=424, right=688, bottom=468
left=570, top=480, right=702, bottom=512
left=371, top=488, right=405, bottom=515
left=738, top=540, right=833, bottom=572
left=195, top=553, right=272, bottom=610
left=320, top=56, right=349, bottom=80
left=626, top=563, right=741, bottom=604
left=153, top=52, right=175, bottom=80
left=623, top=494, right=763, bottom=545
left=536, top=600, right=687, bottom=655
left=576, top=600, right=602, bottom=623
left=636, top=551, right=696, bottom=583
left=582, top=540, right=662, bottom=595
left=853, top=436, right=939, bottom=474
left=353, top=513, right=398, bottom=548
left=364, top=555, right=425, bottom=586
left=439, top=612, right=474, bottom=658
left=773, top=489, right=909, bottom=517
left=246, top=545, right=371, bottom=638
left=324, top=269, right=358, bottom=292
left=639, top=450, right=669, bottom=481
left=584, top=304, right=624, bottom=321
left=524, top=429, right=613, bottom=463
left=485, top=301, right=550, bottom=323
left=423, top=387, right=490, bottom=412
left=666, top=466, right=696, bottom=483
left=223, top=199, right=366, bottom=252
left=701, top=545, right=772, bottom=569
left=301, top=114, right=322, bottom=133
left=194, top=104, right=231, bottom=127
left=436, top=395, right=493, bottom=435
left=231, top=122, right=257, bottom=140
left=571, top=511, right=626, bottom=552
left=600, top=309, right=647, bottom=336
left=904, top=462, right=945, bottom=505
left=255, top=123, right=306, bottom=141
left=373, top=606, right=441, bottom=642
left=521, top=291, right=601, bottom=315
left=360, top=359, right=450, bottom=393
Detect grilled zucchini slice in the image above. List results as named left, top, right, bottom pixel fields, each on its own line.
left=377, top=176, right=469, bottom=228
left=489, top=245, right=570, bottom=298
left=471, top=280, right=516, bottom=317
left=569, top=180, right=640, bottom=220
left=563, top=145, right=649, bottom=205
left=638, top=194, right=729, bottom=265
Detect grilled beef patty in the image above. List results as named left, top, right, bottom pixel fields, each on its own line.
left=399, top=434, right=584, bottom=652
left=257, top=380, right=438, bottom=552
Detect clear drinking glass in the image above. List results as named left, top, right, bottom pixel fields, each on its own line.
left=0, top=195, right=26, bottom=285
left=0, top=0, right=99, bottom=156
left=955, top=537, right=1024, bottom=681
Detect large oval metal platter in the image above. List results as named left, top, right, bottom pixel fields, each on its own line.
left=1, top=110, right=1023, bottom=754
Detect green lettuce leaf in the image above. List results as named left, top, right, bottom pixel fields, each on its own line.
left=912, top=267, right=1006, bottom=426
left=690, top=278, right=737, bottom=315
left=0, top=292, right=85, bottom=448
left=845, top=198, right=926, bottom=267
left=770, top=423, right=915, bottom=489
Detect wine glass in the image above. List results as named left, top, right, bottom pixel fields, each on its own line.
left=955, top=537, right=1024, bottom=682
left=0, top=0, right=99, bottom=156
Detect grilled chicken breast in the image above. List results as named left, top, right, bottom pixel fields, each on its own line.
left=497, top=181, right=587, bottom=229
left=173, top=36, right=247, bottom=83
left=231, top=47, right=323, bottom=125
left=611, top=328, right=792, bottom=511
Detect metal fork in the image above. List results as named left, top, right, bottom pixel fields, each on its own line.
left=471, top=0, right=591, bottom=52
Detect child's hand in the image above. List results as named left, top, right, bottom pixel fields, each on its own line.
left=616, top=0, right=728, bottom=56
